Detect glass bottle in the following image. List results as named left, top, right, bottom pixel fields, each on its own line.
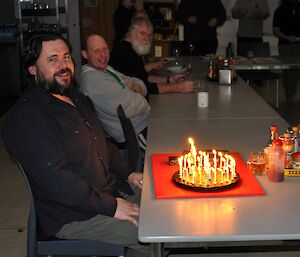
left=207, top=57, right=214, bottom=80
left=292, top=126, right=299, bottom=152
left=282, top=132, right=294, bottom=169
left=264, top=125, right=277, bottom=170
left=268, top=133, right=285, bottom=182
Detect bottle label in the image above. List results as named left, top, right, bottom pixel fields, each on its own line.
left=155, top=46, right=162, bottom=58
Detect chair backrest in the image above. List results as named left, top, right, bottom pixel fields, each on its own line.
left=117, top=105, right=142, bottom=171
left=16, top=161, right=125, bottom=257
left=238, top=42, right=271, bottom=57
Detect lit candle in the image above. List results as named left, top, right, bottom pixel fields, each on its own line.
left=218, top=152, right=223, bottom=169
left=199, top=151, right=203, bottom=167
left=191, top=165, right=195, bottom=184
left=197, top=156, right=202, bottom=185
left=229, top=156, right=236, bottom=179
left=225, top=154, right=229, bottom=182
left=212, top=149, right=217, bottom=184
left=178, top=156, right=183, bottom=179
left=187, top=153, right=191, bottom=170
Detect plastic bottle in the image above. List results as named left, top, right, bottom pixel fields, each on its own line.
left=268, top=134, right=285, bottom=182
left=264, top=125, right=278, bottom=170
left=292, top=126, right=299, bottom=152
left=282, top=132, right=294, bottom=169
left=207, top=57, right=214, bottom=80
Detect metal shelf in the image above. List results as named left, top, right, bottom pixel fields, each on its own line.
left=21, top=7, right=66, bottom=17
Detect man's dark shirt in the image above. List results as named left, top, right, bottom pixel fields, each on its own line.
left=110, top=40, right=159, bottom=97
left=2, top=84, right=132, bottom=237
left=273, top=3, right=300, bottom=45
left=113, top=4, right=135, bottom=49
left=176, top=0, right=226, bottom=42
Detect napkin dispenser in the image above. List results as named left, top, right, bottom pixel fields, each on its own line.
left=219, top=69, right=232, bottom=85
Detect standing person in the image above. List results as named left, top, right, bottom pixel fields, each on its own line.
left=80, top=34, right=149, bottom=151
left=231, top=0, right=270, bottom=56
left=2, top=33, right=149, bottom=257
left=176, top=0, right=226, bottom=56
left=273, top=0, right=300, bottom=103
left=110, top=17, right=194, bottom=97
left=113, top=0, right=143, bottom=50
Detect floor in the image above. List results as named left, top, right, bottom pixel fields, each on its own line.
left=0, top=79, right=300, bottom=257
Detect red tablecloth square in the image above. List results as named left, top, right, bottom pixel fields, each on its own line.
left=151, top=153, right=265, bottom=199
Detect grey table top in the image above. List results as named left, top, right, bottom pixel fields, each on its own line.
left=139, top=118, right=298, bottom=244
left=138, top=74, right=298, bottom=246
left=148, top=79, right=279, bottom=120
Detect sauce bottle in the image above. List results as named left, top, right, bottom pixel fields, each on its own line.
left=268, top=134, right=285, bottom=182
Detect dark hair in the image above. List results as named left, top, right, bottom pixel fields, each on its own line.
left=23, top=33, right=72, bottom=71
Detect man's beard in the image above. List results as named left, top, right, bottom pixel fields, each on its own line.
left=132, top=40, right=151, bottom=56
left=36, top=67, right=75, bottom=97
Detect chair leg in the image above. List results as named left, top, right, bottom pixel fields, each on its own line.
left=276, top=79, right=279, bottom=108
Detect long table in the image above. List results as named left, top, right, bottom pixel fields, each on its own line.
left=138, top=61, right=299, bottom=257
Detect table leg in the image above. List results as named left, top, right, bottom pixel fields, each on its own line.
left=150, top=243, right=164, bottom=257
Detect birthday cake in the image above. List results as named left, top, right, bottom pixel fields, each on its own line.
left=173, top=138, right=240, bottom=191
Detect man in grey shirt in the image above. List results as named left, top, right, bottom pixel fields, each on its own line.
left=80, top=34, right=150, bottom=150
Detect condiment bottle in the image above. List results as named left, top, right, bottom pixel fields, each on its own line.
left=207, top=57, right=214, bottom=80
left=282, top=132, right=294, bottom=169
left=264, top=125, right=278, bottom=170
left=292, top=152, right=300, bottom=169
left=268, top=134, right=285, bottom=182
left=292, top=126, right=299, bottom=152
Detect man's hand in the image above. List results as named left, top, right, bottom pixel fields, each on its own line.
left=187, top=16, right=197, bottom=24
left=145, top=60, right=167, bottom=72
left=174, top=80, right=195, bottom=93
left=128, top=172, right=143, bottom=189
left=208, top=18, right=218, bottom=27
left=123, top=76, right=134, bottom=88
left=114, top=198, right=140, bottom=227
left=287, top=35, right=297, bottom=43
left=123, top=76, right=144, bottom=95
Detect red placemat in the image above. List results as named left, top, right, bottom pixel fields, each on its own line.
left=152, top=153, right=265, bottom=199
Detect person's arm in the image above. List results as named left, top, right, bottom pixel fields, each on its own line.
left=273, top=27, right=297, bottom=43
left=231, top=0, right=247, bottom=19
left=144, top=60, right=167, bottom=72
left=213, top=0, right=227, bottom=27
left=176, top=0, right=190, bottom=24
left=157, top=80, right=194, bottom=94
left=272, top=8, right=297, bottom=43
left=82, top=70, right=150, bottom=125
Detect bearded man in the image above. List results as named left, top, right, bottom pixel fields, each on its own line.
left=110, top=17, right=194, bottom=98
left=2, top=33, right=149, bottom=257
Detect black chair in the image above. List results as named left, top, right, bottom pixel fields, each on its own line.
left=15, top=161, right=126, bottom=257
left=117, top=105, right=143, bottom=171
left=237, top=42, right=281, bottom=108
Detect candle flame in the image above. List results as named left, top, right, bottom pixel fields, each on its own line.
left=188, top=137, right=194, bottom=146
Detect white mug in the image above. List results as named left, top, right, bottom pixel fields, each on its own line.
left=197, top=92, right=209, bottom=108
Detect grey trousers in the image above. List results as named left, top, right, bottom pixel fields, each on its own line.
left=55, top=187, right=150, bottom=257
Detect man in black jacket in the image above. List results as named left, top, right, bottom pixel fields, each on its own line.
left=2, top=33, right=148, bottom=257
left=176, top=0, right=226, bottom=56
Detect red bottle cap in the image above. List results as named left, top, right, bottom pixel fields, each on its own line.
left=270, top=125, right=277, bottom=131
left=292, top=152, right=300, bottom=159
left=272, top=138, right=282, bottom=146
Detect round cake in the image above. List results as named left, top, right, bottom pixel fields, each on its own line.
left=172, top=170, right=240, bottom=192
left=173, top=138, right=240, bottom=192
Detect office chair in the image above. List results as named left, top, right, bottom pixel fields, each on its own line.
left=15, top=161, right=126, bottom=257
left=117, top=104, right=143, bottom=171
left=237, top=42, right=281, bottom=108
